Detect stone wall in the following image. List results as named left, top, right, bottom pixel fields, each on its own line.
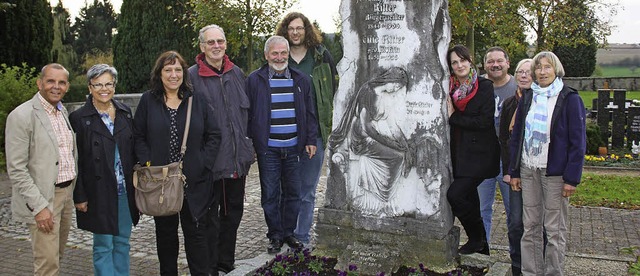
left=563, top=77, right=640, bottom=91
left=64, top=93, right=143, bottom=114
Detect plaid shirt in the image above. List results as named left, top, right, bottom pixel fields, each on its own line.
left=37, top=93, right=76, bottom=184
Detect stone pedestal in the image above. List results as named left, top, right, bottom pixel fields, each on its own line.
left=315, top=209, right=459, bottom=274
left=316, top=0, right=457, bottom=273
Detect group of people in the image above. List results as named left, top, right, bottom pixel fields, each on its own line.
left=446, top=45, right=586, bottom=275
left=5, top=12, right=337, bottom=276
left=5, top=9, right=586, bottom=276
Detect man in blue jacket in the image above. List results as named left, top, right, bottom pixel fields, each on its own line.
left=276, top=12, right=339, bottom=248
left=245, top=35, right=318, bottom=254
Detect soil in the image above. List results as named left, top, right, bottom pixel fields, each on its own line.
left=583, top=166, right=640, bottom=177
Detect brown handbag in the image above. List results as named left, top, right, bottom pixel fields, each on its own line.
left=133, top=97, right=192, bottom=216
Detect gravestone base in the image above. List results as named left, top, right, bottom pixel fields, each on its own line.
left=314, top=208, right=460, bottom=275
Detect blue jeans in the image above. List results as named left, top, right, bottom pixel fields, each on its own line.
left=294, top=138, right=324, bottom=244
left=257, top=146, right=302, bottom=240
left=477, top=161, right=511, bottom=243
left=508, top=189, right=524, bottom=269
left=93, top=194, right=132, bottom=276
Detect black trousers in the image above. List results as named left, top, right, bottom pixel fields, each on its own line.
left=214, top=177, right=246, bottom=272
left=154, top=198, right=219, bottom=276
left=447, top=177, right=486, bottom=242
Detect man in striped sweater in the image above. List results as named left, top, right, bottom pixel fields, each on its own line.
left=245, top=35, right=318, bottom=254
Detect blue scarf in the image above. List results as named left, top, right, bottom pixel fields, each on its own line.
left=524, top=77, right=563, bottom=156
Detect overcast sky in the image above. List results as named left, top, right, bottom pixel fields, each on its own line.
left=50, top=0, right=639, bottom=44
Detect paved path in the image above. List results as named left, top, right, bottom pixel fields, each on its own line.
left=0, top=168, right=637, bottom=275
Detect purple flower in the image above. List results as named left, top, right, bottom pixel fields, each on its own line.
left=349, top=264, right=358, bottom=271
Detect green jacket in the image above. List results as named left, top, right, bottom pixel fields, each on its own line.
left=311, top=45, right=338, bottom=145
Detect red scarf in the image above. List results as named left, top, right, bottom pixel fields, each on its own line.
left=449, top=76, right=478, bottom=112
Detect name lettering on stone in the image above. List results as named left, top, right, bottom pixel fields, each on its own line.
left=363, top=0, right=412, bottom=61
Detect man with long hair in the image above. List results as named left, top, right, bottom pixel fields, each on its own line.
left=275, top=12, right=338, bottom=248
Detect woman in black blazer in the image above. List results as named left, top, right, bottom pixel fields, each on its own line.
left=446, top=45, right=500, bottom=255
left=69, top=64, right=140, bottom=275
left=133, top=51, right=221, bottom=275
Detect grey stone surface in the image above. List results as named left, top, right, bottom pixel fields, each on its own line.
left=563, top=76, right=640, bottom=91
left=318, top=0, right=455, bottom=273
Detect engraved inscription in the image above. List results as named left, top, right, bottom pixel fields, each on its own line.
left=363, top=1, right=409, bottom=61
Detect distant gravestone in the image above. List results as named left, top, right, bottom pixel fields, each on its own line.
left=597, top=89, right=611, bottom=144
left=314, top=0, right=458, bottom=274
left=628, top=107, right=640, bottom=148
left=612, top=90, right=626, bottom=148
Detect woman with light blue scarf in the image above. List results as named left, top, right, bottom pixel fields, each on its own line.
left=508, top=51, right=586, bottom=275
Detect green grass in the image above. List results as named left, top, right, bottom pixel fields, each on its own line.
left=595, top=66, right=640, bottom=77
left=578, top=90, right=640, bottom=110
left=572, top=173, right=640, bottom=210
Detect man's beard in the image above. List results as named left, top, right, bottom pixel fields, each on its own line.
left=270, top=61, right=288, bottom=72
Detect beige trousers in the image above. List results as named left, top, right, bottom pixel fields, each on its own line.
left=28, top=186, right=74, bottom=276
left=520, top=166, right=569, bottom=276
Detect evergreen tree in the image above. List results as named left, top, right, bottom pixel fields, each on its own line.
left=551, top=0, right=598, bottom=77
left=0, top=0, right=53, bottom=70
left=113, top=0, right=197, bottom=94
left=51, top=2, right=79, bottom=70
left=72, top=0, right=118, bottom=59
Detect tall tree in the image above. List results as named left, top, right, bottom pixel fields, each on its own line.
left=113, top=0, right=197, bottom=93
left=190, top=0, right=295, bottom=72
left=449, top=0, right=528, bottom=67
left=551, top=0, right=598, bottom=76
left=518, top=0, right=617, bottom=51
left=0, top=0, right=53, bottom=70
left=72, top=0, right=118, bottom=59
left=51, top=2, right=79, bottom=70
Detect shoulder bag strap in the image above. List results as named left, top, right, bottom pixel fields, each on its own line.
left=180, top=97, right=193, bottom=156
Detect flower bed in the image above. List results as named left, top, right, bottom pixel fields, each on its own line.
left=584, top=153, right=640, bottom=168
left=254, top=248, right=486, bottom=276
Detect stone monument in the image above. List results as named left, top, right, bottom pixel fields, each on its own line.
left=314, top=0, right=458, bottom=274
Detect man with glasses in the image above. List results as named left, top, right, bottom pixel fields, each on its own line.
left=188, top=24, right=254, bottom=274
left=275, top=12, right=338, bottom=249
left=478, top=46, right=518, bottom=245
left=5, top=63, right=77, bottom=275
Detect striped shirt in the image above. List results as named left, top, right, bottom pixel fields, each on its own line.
left=268, top=76, right=298, bottom=147
left=37, top=93, right=76, bottom=184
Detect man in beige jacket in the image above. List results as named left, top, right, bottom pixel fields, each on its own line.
left=5, top=63, right=77, bottom=276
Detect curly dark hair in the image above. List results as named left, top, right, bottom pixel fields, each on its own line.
left=149, top=51, right=192, bottom=102
left=275, top=12, right=322, bottom=49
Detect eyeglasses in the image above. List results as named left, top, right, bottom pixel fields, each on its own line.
left=287, top=26, right=305, bottom=33
left=90, top=82, right=115, bottom=89
left=202, top=39, right=226, bottom=46
left=516, top=70, right=531, bottom=76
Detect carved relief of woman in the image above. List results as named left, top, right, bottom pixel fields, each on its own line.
left=330, top=67, right=409, bottom=213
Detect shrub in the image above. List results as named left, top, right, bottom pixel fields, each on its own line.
left=586, top=120, right=605, bottom=155
left=0, top=63, right=39, bottom=171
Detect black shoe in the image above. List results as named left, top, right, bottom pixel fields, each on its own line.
left=218, top=263, right=235, bottom=274
left=267, top=239, right=282, bottom=254
left=283, top=236, right=303, bottom=249
left=458, top=240, right=490, bottom=255
left=511, top=265, right=522, bottom=276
